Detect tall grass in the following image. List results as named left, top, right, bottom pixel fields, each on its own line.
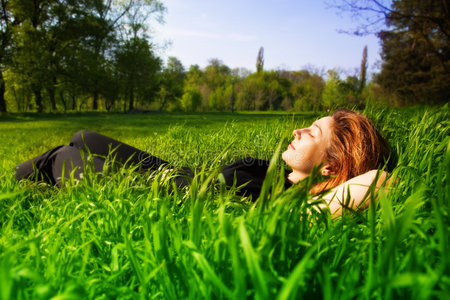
left=0, top=107, right=448, bottom=299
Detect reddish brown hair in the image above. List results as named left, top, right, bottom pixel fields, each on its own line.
left=311, top=109, right=393, bottom=194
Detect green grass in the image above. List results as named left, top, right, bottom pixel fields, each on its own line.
left=0, top=107, right=449, bottom=299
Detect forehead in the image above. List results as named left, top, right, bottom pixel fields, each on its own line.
left=314, top=116, right=333, bottom=129
left=313, top=116, right=333, bottom=143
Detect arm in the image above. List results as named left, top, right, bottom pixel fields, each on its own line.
left=315, top=170, right=389, bottom=218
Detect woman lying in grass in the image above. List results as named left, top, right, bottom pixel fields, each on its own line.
left=15, top=109, right=394, bottom=217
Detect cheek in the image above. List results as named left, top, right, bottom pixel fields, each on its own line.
left=311, top=146, right=327, bottom=164
left=315, top=145, right=326, bottom=158
left=313, top=139, right=328, bottom=160
left=282, top=149, right=313, bottom=168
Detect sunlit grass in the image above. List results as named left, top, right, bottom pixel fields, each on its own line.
left=0, top=106, right=448, bottom=299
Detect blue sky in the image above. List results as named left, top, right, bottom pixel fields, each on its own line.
left=152, top=0, right=382, bottom=76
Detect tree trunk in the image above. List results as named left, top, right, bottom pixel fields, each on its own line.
left=71, top=94, right=76, bottom=110
left=12, top=86, right=20, bottom=111
left=230, top=82, right=235, bottom=113
left=128, top=88, right=134, bottom=111
left=48, top=87, right=56, bottom=111
left=34, top=88, right=43, bottom=112
left=93, top=91, right=99, bottom=110
left=0, top=71, right=6, bottom=112
left=60, top=91, right=66, bottom=112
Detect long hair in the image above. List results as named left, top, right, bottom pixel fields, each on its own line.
left=311, top=109, right=393, bottom=194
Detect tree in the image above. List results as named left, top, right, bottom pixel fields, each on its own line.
left=8, top=0, right=55, bottom=112
left=264, top=71, right=291, bottom=110
left=328, top=0, right=392, bottom=35
left=236, top=73, right=265, bottom=110
left=331, top=0, right=450, bottom=104
left=115, top=37, right=161, bottom=111
left=180, top=86, right=201, bottom=112
left=236, top=70, right=291, bottom=111
left=181, top=64, right=205, bottom=111
left=81, top=0, right=147, bottom=110
left=359, top=45, right=367, bottom=93
left=1, top=0, right=165, bottom=112
left=157, top=56, right=185, bottom=111
left=256, top=46, right=264, bottom=73
left=203, top=59, right=232, bottom=110
left=376, top=0, right=450, bottom=104
left=0, top=0, right=14, bottom=112
left=322, top=70, right=346, bottom=109
left=230, top=77, right=236, bottom=112
left=283, top=70, right=325, bottom=111
left=208, top=85, right=228, bottom=111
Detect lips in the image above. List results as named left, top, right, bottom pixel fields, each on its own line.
left=288, top=143, right=296, bottom=150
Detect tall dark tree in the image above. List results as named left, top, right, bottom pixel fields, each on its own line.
left=256, top=46, right=264, bottom=73
left=8, top=0, right=53, bottom=112
left=116, top=37, right=161, bottom=111
left=359, top=45, right=367, bottom=93
left=82, top=1, right=127, bottom=110
left=83, top=0, right=164, bottom=110
left=376, top=0, right=450, bottom=104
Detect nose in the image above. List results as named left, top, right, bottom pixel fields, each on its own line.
left=293, top=129, right=302, bottom=139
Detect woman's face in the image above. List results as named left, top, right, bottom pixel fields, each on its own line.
left=282, top=116, right=333, bottom=176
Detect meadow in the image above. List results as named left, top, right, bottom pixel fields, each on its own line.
left=0, top=106, right=448, bottom=299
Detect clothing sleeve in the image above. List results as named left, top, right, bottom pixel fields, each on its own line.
left=220, top=157, right=271, bottom=199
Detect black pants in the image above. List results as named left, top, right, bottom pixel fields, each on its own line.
left=15, top=130, right=180, bottom=186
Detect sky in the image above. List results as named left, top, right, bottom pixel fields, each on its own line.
left=151, top=0, right=382, bottom=76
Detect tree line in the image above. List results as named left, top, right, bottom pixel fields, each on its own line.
left=0, top=0, right=447, bottom=113
left=160, top=54, right=373, bottom=113
left=0, top=0, right=165, bottom=113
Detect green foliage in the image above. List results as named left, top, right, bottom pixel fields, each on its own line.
left=322, top=70, right=345, bottom=109
left=235, top=71, right=293, bottom=111
left=333, top=0, right=450, bottom=105
left=181, top=87, right=202, bottom=112
left=115, top=37, right=161, bottom=111
left=2, top=0, right=448, bottom=112
left=236, top=72, right=265, bottom=110
left=376, top=0, right=450, bottom=105
left=289, top=71, right=325, bottom=111
left=0, top=106, right=449, bottom=298
left=1, top=0, right=165, bottom=113
left=156, top=57, right=186, bottom=112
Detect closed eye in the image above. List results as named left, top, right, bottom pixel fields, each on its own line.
left=312, top=123, right=323, bottom=136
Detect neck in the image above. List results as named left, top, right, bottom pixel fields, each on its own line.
left=287, top=170, right=309, bottom=184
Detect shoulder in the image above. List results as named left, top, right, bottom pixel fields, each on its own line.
left=315, top=170, right=390, bottom=217
left=343, top=169, right=388, bottom=187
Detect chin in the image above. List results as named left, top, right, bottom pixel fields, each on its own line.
left=281, top=150, right=289, bottom=163
left=281, top=151, right=294, bottom=169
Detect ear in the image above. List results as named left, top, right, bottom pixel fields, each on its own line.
left=321, top=164, right=336, bottom=176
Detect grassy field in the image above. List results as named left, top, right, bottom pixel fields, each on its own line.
left=0, top=106, right=449, bottom=299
